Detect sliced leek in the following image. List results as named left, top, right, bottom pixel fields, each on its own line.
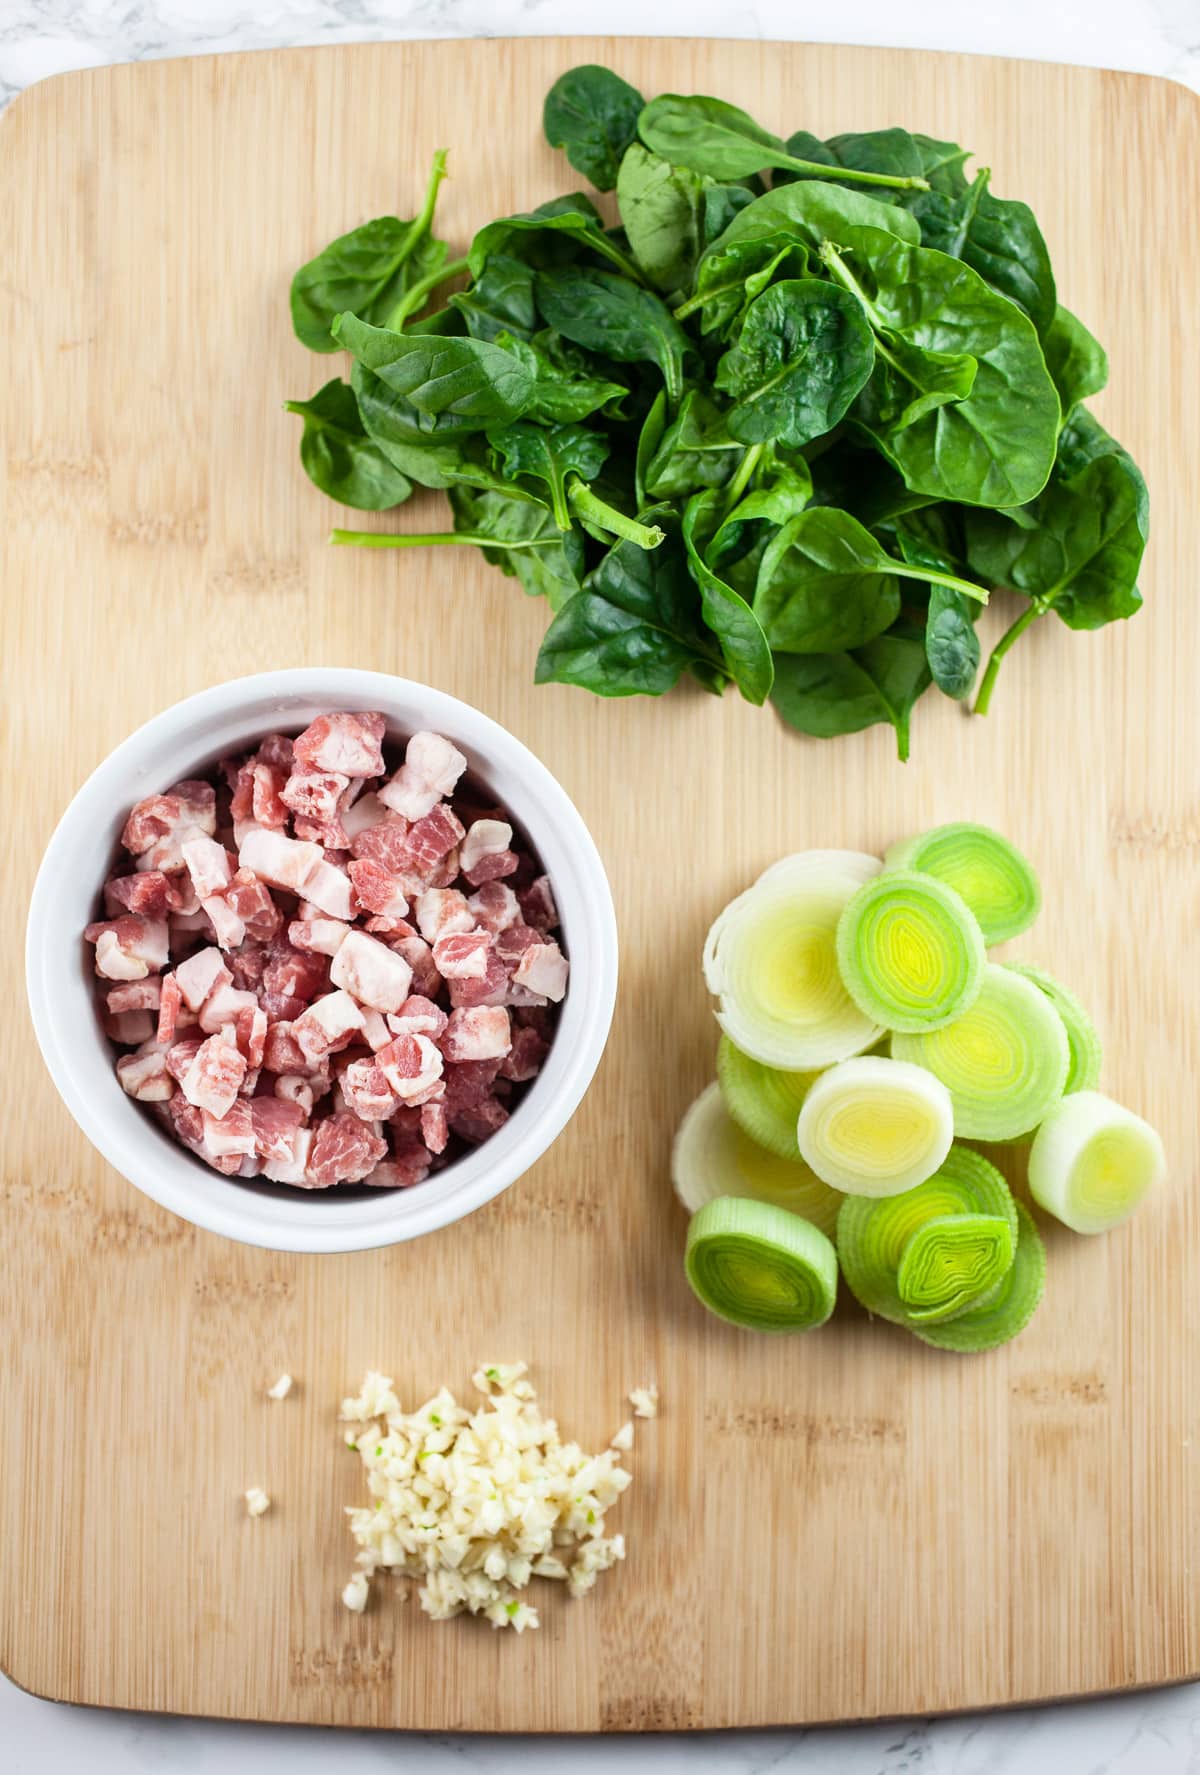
left=703, top=850, right=884, bottom=1068
left=910, top=1202, right=1046, bottom=1353
left=885, top=822, right=1041, bottom=946
left=890, top=963, right=1069, bottom=1141
left=716, top=1033, right=819, bottom=1160
left=896, top=1213, right=1014, bottom=1323
left=684, top=1196, right=838, bottom=1332
left=1027, top=1090, right=1165, bottom=1234
left=836, top=1144, right=1018, bottom=1325
left=796, top=1055, right=953, bottom=1196
left=1004, top=963, right=1101, bottom=1094
left=836, top=870, right=985, bottom=1034
left=671, top=1082, right=842, bottom=1236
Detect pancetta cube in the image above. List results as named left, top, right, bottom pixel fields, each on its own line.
left=238, top=826, right=323, bottom=895
left=234, top=1003, right=269, bottom=1070
left=197, top=981, right=258, bottom=1035
left=281, top=764, right=350, bottom=823
left=263, top=939, right=328, bottom=1005
left=86, top=915, right=170, bottom=981
left=420, top=1099, right=449, bottom=1155
left=375, top=1032, right=444, bottom=1105
left=341, top=791, right=388, bottom=843
left=201, top=893, right=246, bottom=952
left=390, top=933, right=442, bottom=1000
left=201, top=1101, right=256, bottom=1159
left=224, top=869, right=282, bottom=942
left=447, top=951, right=508, bottom=1009
left=513, top=940, right=569, bottom=1003
left=379, top=731, right=467, bottom=821
left=414, top=887, right=474, bottom=944
left=262, top=1126, right=314, bottom=1185
left=329, top=931, right=413, bottom=1014
left=288, top=918, right=350, bottom=958
left=274, top=1074, right=314, bottom=1118
left=349, top=815, right=411, bottom=874
left=359, top=1007, right=391, bottom=1051
left=467, top=881, right=520, bottom=935
left=106, top=871, right=178, bottom=919
left=106, top=1008, right=157, bottom=1045
left=181, top=834, right=233, bottom=901
left=174, top=945, right=231, bottom=1012
left=165, top=1036, right=204, bottom=1082
left=500, top=1023, right=550, bottom=1082
left=293, top=711, right=386, bottom=778
left=347, top=859, right=409, bottom=920
left=306, top=1112, right=388, bottom=1186
left=116, top=1042, right=175, bottom=1102
left=441, top=1006, right=512, bottom=1063
left=156, top=973, right=184, bottom=1045
left=292, top=989, right=365, bottom=1063
left=181, top=1034, right=247, bottom=1118
left=451, top=1097, right=510, bottom=1144
left=261, top=1021, right=309, bottom=1075
left=106, top=979, right=162, bottom=1014
left=386, top=995, right=448, bottom=1040
left=340, top=1058, right=400, bottom=1122
left=249, top=1096, right=305, bottom=1163
left=251, top=760, right=289, bottom=828
left=432, top=929, right=492, bottom=980
left=398, top=805, right=465, bottom=881
left=302, top=858, right=355, bottom=921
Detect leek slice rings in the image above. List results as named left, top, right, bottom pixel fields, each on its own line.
left=684, top=1196, right=839, bottom=1332
left=796, top=1055, right=954, bottom=1196
left=671, top=1082, right=842, bottom=1236
left=1028, top=1090, right=1166, bottom=1233
left=884, top=822, right=1041, bottom=946
left=836, top=869, right=985, bottom=1033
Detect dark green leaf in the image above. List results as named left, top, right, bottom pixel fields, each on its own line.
left=535, top=266, right=691, bottom=403
left=486, top=421, right=610, bottom=529
left=449, top=256, right=538, bottom=342
left=868, top=333, right=977, bottom=432
left=771, top=633, right=931, bottom=759
left=1040, top=306, right=1108, bottom=422
left=826, top=224, right=1060, bottom=506
left=449, top=485, right=585, bottom=610
left=616, top=143, right=708, bottom=295
left=543, top=64, right=644, bottom=191
left=635, top=389, right=667, bottom=507
left=681, top=491, right=774, bottom=703
left=705, top=458, right=813, bottom=577
left=535, top=523, right=723, bottom=695
left=291, top=221, right=447, bottom=352
left=700, top=182, right=756, bottom=247
left=754, top=507, right=903, bottom=653
left=334, top=313, right=533, bottom=434
left=643, top=388, right=741, bottom=498
left=469, top=194, right=637, bottom=281
left=285, top=379, right=413, bottom=511
left=714, top=279, right=876, bottom=448
left=776, top=127, right=923, bottom=191
left=907, top=169, right=1056, bottom=334
left=494, top=335, right=628, bottom=425
left=639, top=96, right=929, bottom=190
left=924, top=584, right=980, bottom=698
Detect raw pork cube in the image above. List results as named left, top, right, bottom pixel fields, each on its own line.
left=375, top=1032, right=444, bottom=1105
left=292, top=990, right=365, bottom=1062
left=174, top=946, right=232, bottom=1011
left=293, top=711, right=386, bottom=778
left=181, top=1034, right=247, bottom=1118
left=330, top=930, right=413, bottom=1013
left=116, top=1043, right=175, bottom=1102
left=238, top=826, right=323, bottom=894
left=414, top=888, right=473, bottom=944
left=441, top=1006, right=512, bottom=1063
left=379, top=731, right=467, bottom=820
left=432, top=930, right=491, bottom=980
left=513, top=940, right=569, bottom=1003
left=306, top=1113, right=388, bottom=1186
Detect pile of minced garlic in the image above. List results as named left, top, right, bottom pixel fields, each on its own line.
left=339, top=1363, right=649, bottom=1631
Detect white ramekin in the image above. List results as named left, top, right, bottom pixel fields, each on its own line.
left=25, top=669, right=618, bottom=1253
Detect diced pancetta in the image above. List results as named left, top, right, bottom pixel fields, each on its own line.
left=174, top=946, right=231, bottom=1012
left=513, top=940, right=569, bottom=1003
left=165, top=1035, right=204, bottom=1082
left=518, top=876, right=560, bottom=932
left=346, top=858, right=409, bottom=920
left=293, top=711, right=386, bottom=778
left=224, top=869, right=282, bottom=942
left=301, top=858, right=355, bottom=921
left=202, top=1101, right=256, bottom=1159
left=156, top=972, right=184, bottom=1045
left=420, top=1100, right=449, bottom=1155
left=359, top=1007, right=391, bottom=1051
left=432, top=929, right=492, bottom=981
left=181, top=834, right=233, bottom=901
left=341, top=791, right=388, bottom=842
left=397, top=805, right=465, bottom=880
left=288, top=917, right=350, bottom=958
left=249, top=1096, right=305, bottom=1163
left=340, top=1058, right=400, bottom=1123
left=447, top=950, right=508, bottom=1009
left=467, top=881, right=520, bottom=935
left=251, top=761, right=289, bottom=828
left=306, top=1112, right=388, bottom=1187
left=274, top=1074, right=314, bottom=1118
left=116, top=1042, right=175, bottom=1102
left=349, top=815, right=411, bottom=874
left=281, top=763, right=350, bottom=823
left=238, top=826, right=323, bottom=894
left=106, top=979, right=161, bottom=1014
left=292, top=989, right=365, bottom=1062
left=106, top=870, right=180, bottom=919
left=451, top=1097, right=510, bottom=1144
left=262, top=939, right=328, bottom=1006
left=386, top=995, right=448, bottom=1040
left=86, top=915, right=170, bottom=981
left=375, top=1032, right=444, bottom=1105
left=262, top=1126, right=314, bottom=1185
left=180, top=1034, right=247, bottom=1118
left=201, top=892, right=246, bottom=952
left=500, top=1023, right=549, bottom=1082
left=329, top=930, right=413, bottom=1014
left=441, top=1006, right=512, bottom=1063
left=379, top=731, right=467, bottom=820
left=414, top=887, right=474, bottom=944
left=106, top=1008, right=156, bottom=1045
left=197, top=980, right=258, bottom=1035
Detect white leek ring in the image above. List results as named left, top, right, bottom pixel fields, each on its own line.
left=796, top=1055, right=954, bottom=1196
left=1027, top=1090, right=1165, bottom=1234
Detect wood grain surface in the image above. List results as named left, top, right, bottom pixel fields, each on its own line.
left=1, top=37, right=1198, bottom=1732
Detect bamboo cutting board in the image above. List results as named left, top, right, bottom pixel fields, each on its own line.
left=2, top=36, right=1198, bottom=1732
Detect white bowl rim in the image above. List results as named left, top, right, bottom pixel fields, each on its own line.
left=25, top=668, right=619, bottom=1253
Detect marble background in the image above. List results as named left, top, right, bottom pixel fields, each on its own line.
left=3, top=2, right=1200, bottom=1769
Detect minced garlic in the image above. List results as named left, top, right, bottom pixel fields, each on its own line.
left=339, top=1361, right=633, bottom=1630
left=244, top=1487, right=271, bottom=1517
left=267, top=1373, right=293, bottom=1400
left=629, top=1385, right=659, bottom=1419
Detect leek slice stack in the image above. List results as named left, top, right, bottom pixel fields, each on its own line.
left=1004, top=963, right=1102, bottom=1094
left=685, top=1196, right=838, bottom=1333
left=703, top=851, right=883, bottom=1068
left=716, top=1034, right=818, bottom=1159
left=890, top=964, right=1069, bottom=1141
left=884, top=822, right=1041, bottom=945
left=836, top=870, right=985, bottom=1033
left=837, top=1145, right=1019, bottom=1327
left=797, top=1056, right=954, bottom=1196
left=672, top=1082, right=842, bottom=1236
left=911, top=1203, right=1046, bottom=1353
left=1028, top=1091, right=1166, bottom=1233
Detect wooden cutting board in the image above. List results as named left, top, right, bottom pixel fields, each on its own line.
left=2, top=35, right=1198, bottom=1732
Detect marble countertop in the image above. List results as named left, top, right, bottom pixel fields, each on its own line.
left=3, top=2, right=1199, bottom=1770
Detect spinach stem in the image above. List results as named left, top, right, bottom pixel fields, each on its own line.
left=974, top=602, right=1040, bottom=714
left=672, top=287, right=715, bottom=322
left=384, top=253, right=470, bottom=330
left=724, top=443, right=764, bottom=508
left=890, top=562, right=989, bottom=606
left=778, top=152, right=929, bottom=193
left=330, top=528, right=559, bottom=550
left=818, top=241, right=882, bottom=327
left=567, top=482, right=665, bottom=550
left=591, top=235, right=647, bottom=285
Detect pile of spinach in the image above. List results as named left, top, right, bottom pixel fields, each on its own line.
left=287, top=66, right=1147, bottom=757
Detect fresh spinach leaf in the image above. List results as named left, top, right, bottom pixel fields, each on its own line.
left=449, top=255, right=538, bottom=341
left=535, top=266, right=691, bottom=403
left=705, top=458, right=813, bottom=580
left=334, top=312, right=533, bottom=433
left=450, top=485, right=585, bottom=610
left=924, top=584, right=981, bottom=699
left=616, top=143, right=708, bottom=295
left=635, top=388, right=668, bottom=507
left=638, top=95, right=929, bottom=190
left=290, top=152, right=449, bottom=351
left=908, top=168, right=1056, bottom=334
left=285, top=378, right=413, bottom=510
left=543, top=64, right=644, bottom=191
left=469, top=194, right=641, bottom=282
left=754, top=508, right=904, bottom=653
left=535, top=523, right=724, bottom=695
left=867, top=333, right=978, bottom=432
left=643, top=388, right=742, bottom=498
left=770, top=632, right=931, bottom=759
left=681, top=490, right=775, bottom=703
left=1040, top=306, right=1108, bottom=422
left=822, top=225, right=1060, bottom=506
left=495, top=334, right=628, bottom=425
left=486, top=420, right=610, bottom=529
left=714, top=279, right=876, bottom=448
